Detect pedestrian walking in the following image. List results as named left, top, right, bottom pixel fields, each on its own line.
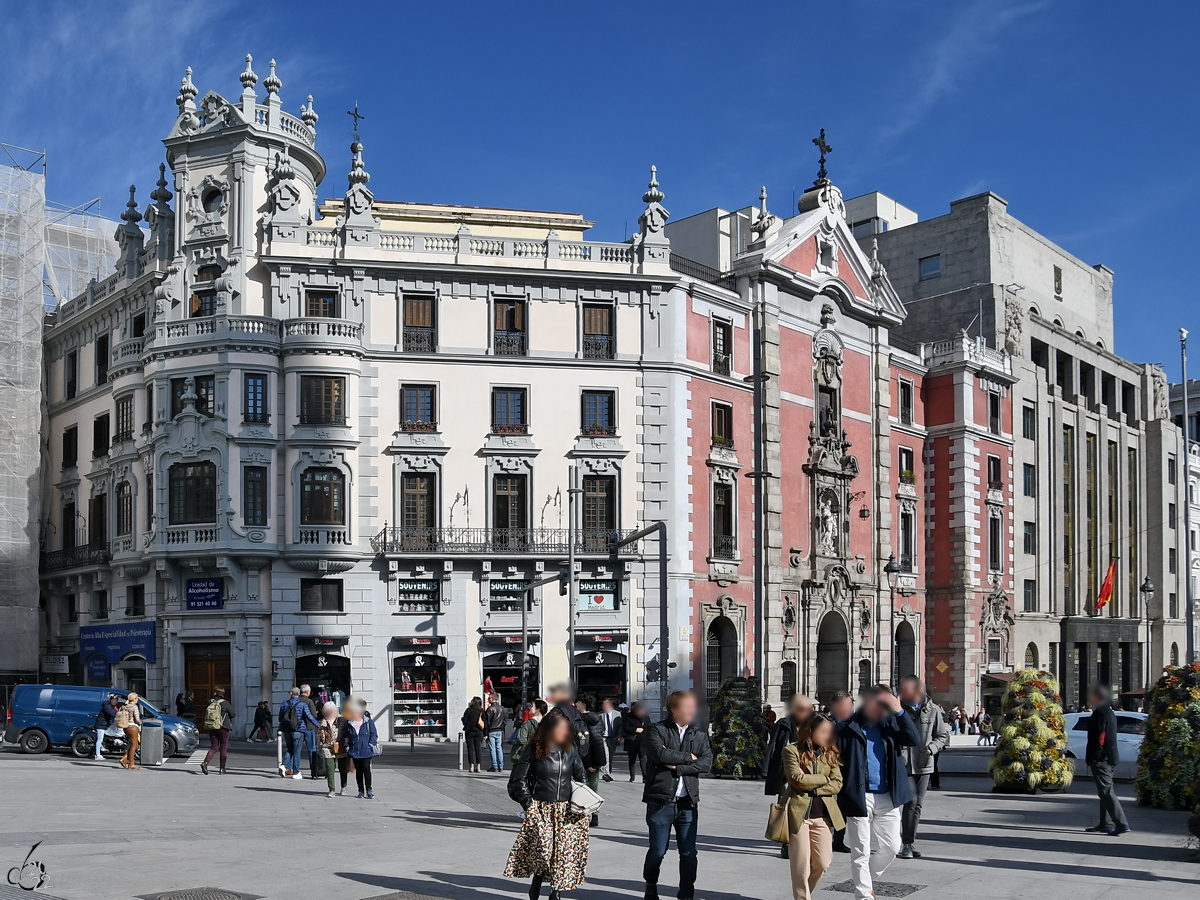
left=826, top=690, right=856, bottom=855
left=484, top=692, right=508, bottom=772
left=764, top=704, right=777, bottom=726
left=341, top=698, right=379, bottom=799
left=279, top=686, right=320, bottom=779
left=250, top=701, right=272, bottom=742
left=513, top=699, right=548, bottom=760
left=115, top=692, right=142, bottom=770
left=622, top=701, right=652, bottom=782
left=299, top=684, right=324, bottom=780
left=766, top=694, right=817, bottom=860
left=546, top=685, right=606, bottom=822
left=181, top=691, right=196, bottom=721
left=896, top=676, right=950, bottom=859
left=836, top=684, right=920, bottom=900
left=175, top=693, right=187, bottom=718
left=504, top=708, right=591, bottom=899
left=642, top=689, right=713, bottom=900
left=1084, top=684, right=1130, bottom=836
left=976, top=714, right=994, bottom=746
left=463, top=697, right=486, bottom=773
left=600, top=698, right=620, bottom=783
left=783, top=713, right=844, bottom=900
left=93, top=693, right=118, bottom=760
left=949, top=705, right=961, bottom=736
left=200, top=688, right=234, bottom=775
left=318, top=701, right=350, bottom=797
left=573, top=694, right=607, bottom=826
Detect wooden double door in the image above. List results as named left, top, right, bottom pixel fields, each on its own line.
left=185, top=643, right=231, bottom=713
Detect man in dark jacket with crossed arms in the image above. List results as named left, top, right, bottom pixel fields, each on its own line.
left=836, top=684, right=920, bottom=900
left=642, top=690, right=713, bottom=900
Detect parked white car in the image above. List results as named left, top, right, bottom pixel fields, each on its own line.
left=1063, top=710, right=1146, bottom=761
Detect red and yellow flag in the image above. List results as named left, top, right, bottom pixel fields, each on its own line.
left=1095, top=558, right=1117, bottom=611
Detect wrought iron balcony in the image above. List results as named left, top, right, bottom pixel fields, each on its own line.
left=581, top=423, right=617, bottom=437
left=711, top=534, right=737, bottom=560
left=582, top=334, right=614, bottom=360
left=712, top=352, right=731, bottom=377
left=492, top=422, right=528, bottom=435
left=711, top=435, right=735, bottom=451
left=494, top=331, right=527, bottom=357
left=404, top=328, right=436, bottom=353
left=371, top=526, right=641, bottom=556
left=41, top=541, right=111, bottom=573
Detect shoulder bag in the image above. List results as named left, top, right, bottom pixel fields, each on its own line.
left=570, top=780, right=605, bottom=816
left=765, top=786, right=791, bottom=844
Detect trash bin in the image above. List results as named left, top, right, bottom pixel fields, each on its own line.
left=140, top=720, right=165, bottom=767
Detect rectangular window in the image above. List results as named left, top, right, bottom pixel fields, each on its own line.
left=305, top=290, right=339, bottom=318
left=582, top=304, right=614, bottom=359
left=581, top=390, right=615, bottom=435
left=145, top=384, right=154, bottom=432
left=92, top=413, right=110, bottom=458
left=66, top=594, right=78, bottom=623
left=169, top=463, right=217, bottom=525
left=1168, top=455, right=1177, bottom=485
left=1063, top=426, right=1076, bottom=614
left=492, top=388, right=527, bottom=434
left=89, top=493, right=107, bottom=545
left=95, top=334, right=109, bottom=385
left=898, top=379, right=914, bottom=426
left=145, top=471, right=153, bottom=528
left=401, top=384, right=437, bottom=431
left=62, top=502, right=76, bottom=550
left=170, top=376, right=215, bottom=417
left=1128, top=448, right=1138, bottom=613
left=1023, top=579, right=1038, bottom=613
left=582, top=475, right=616, bottom=545
left=1086, top=433, right=1098, bottom=612
left=1019, top=462, right=1035, bottom=497
left=243, top=467, right=268, bottom=527
left=403, top=295, right=436, bottom=353
left=989, top=514, right=1003, bottom=572
left=115, top=396, right=134, bottom=442
left=1169, top=503, right=1177, bottom=529
left=1053, top=264, right=1063, bottom=298
left=493, top=299, right=527, bottom=356
left=65, top=351, right=78, bottom=399
left=300, top=469, right=345, bottom=525
left=94, top=590, right=109, bottom=620
left=300, top=579, right=344, bottom=613
left=918, top=254, right=942, bottom=281
left=402, top=473, right=436, bottom=530
left=987, top=636, right=1001, bottom=665
left=987, top=455, right=1002, bottom=490
left=300, top=376, right=346, bottom=425
left=711, top=319, right=732, bottom=376
left=1022, top=405, right=1036, bottom=440
left=492, top=475, right=528, bottom=540
left=116, top=482, right=133, bottom=536
left=1170, top=592, right=1179, bottom=619
left=988, top=391, right=1002, bottom=435
left=190, top=289, right=216, bottom=318
left=62, top=427, right=78, bottom=468
left=711, top=403, right=734, bottom=449
left=899, top=508, right=915, bottom=571
left=1169, top=547, right=1177, bottom=574
left=712, top=482, right=735, bottom=559
left=132, top=313, right=146, bottom=338
left=898, top=447, right=915, bottom=483
left=126, top=584, right=145, bottom=617
left=1023, top=521, right=1036, bottom=555
left=244, top=373, right=268, bottom=423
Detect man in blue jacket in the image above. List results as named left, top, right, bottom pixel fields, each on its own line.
left=836, top=684, right=921, bottom=900
left=279, top=686, right=320, bottom=779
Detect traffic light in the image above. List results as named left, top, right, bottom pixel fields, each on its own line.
left=645, top=653, right=661, bottom=684
left=558, top=566, right=570, bottom=596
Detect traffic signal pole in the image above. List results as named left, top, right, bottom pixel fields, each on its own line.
left=522, top=570, right=565, bottom=706
left=612, top=521, right=669, bottom=714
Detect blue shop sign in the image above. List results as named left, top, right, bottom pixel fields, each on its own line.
left=79, top=621, right=157, bottom=664
left=186, top=578, right=224, bottom=610
left=86, top=656, right=111, bottom=681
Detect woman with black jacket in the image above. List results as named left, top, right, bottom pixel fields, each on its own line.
left=462, top=697, right=486, bottom=774
left=621, top=701, right=652, bottom=782
left=504, top=709, right=590, bottom=900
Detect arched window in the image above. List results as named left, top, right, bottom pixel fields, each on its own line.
left=780, top=661, right=797, bottom=705
left=895, top=621, right=917, bottom=679
left=1171, top=643, right=1180, bottom=667
left=1024, top=642, right=1038, bottom=670
left=705, top=617, right=738, bottom=701
left=301, top=468, right=345, bottom=525
left=202, top=189, right=223, bottom=214
left=169, top=463, right=216, bottom=524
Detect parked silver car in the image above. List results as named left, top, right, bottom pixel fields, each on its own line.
left=1063, top=710, right=1146, bottom=760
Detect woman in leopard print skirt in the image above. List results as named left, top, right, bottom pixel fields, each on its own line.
left=505, top=708, right=591, bottom=899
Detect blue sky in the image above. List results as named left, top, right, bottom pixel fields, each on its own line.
left=2, top=0, right=1196, bottom=375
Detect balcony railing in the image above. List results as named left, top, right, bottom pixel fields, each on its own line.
left=712, top=535, right=737, bottom=560
left=371, top=526, right=641, bottom=556
left=900, top=472, right=916, bottom=485
left=404, top=328, right=436, bottom=353
left=299, top=527, right=350, bottom=545
left=494, top=331, right=527, bottom=356
left=899, top=554, right=914, bottom=573
left=711, top=435, right=735, bottom=451
left=41, top=541, right=111, bottom=573
left=299, top=413, right=348, bottom=427
left=582, top=334, right=614, bottom=360
left=712, top=352, right=731, bottom=377
left=581, top=423, right=617, bottom=437
left=492, top=422, right=528, bottom=435
left=400, top=420, right=438, bottom=433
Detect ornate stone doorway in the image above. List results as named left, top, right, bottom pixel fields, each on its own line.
left=816, top=613, right=849, bottom=701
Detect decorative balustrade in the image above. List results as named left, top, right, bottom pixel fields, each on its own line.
left=228, top=317, right=280, bottom=336
left=114, top=337, right=145, bottom=360
left=40, top=542, right=110, bottom=573
left=165, top=526, right=220, bottom=545
left=298, top=527, right=350, bottom=545
left=371, top=526, right=640, bottom=556
left=283, top=319, right=363, bottom=339
left=380, top=233, right=415, bottom=251
left=306, top=229, right=337, bottom=248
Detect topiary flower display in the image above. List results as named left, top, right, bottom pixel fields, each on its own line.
left=1135, top=662, right=1200, bottom=811
left=989, top=668, right=1074, bottom=793
left=709, top=675, right=769, bottom=779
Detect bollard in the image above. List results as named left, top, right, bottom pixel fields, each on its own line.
left=410, top=731, right=416, bottom=753
left=458, top=731, right=465, bottom=770
left=276, top=730, right=283, bottom=775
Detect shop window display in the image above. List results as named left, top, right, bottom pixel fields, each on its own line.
left=393, top=653, right=447, bottom=737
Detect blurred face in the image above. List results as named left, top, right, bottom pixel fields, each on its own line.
left=860, top=692, right=890, bottom=724
left=549, top=716, right=572, bottom=747
left=341, top=701, right=356, bottom=719
left=790, top=696, right=814, bottom=722
left=830, top=696, right=854, bottom=722
left=671, top=694, right=698, bottom=727
left=898, top=680, right=922, bottom=705
left=811, top=719, right=835, bottom=749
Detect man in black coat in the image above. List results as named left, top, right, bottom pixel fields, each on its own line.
left=1084, top=684, right=1129, bottom=836
left=764, top=693, right=816, bottom=859
left=547, top=684, right=608, bottom=823
left=93, top=694, right=119, bottom=760
left=836, top=684, right=920, bottom=900
left=642, top=690, right=713, bottom=900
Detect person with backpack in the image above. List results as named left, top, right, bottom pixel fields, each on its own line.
left=513, top=699, right=548, bottom=760
left=340, top=698, right=379, bottom=799
left=93, top=693, right=119, bottom=760
left=546, top=684, right=607, bottom=827
left=201, top=688, right=234, bottom=775
left=279, top=686, right=319, bottom=779
left=300, top=684, right=324, bottom=779
left=484, top=693, right=508, bottom=773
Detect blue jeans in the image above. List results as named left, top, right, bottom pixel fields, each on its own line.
left=644, top=798, right=698, bottom=900
left=283, top=730, right=306, bottom=773
left=486, top=731, right=505, bottom=770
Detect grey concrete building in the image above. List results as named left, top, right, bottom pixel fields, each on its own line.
left=850, top=189, right=1187, bottom=709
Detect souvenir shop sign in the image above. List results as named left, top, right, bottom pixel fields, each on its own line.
left=186, top=578, right=224, bottom=610
left=577, top=580, right=617, bottom=611
left=395, top=579, right=440, bottom=613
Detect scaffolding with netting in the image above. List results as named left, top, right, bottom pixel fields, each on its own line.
left=0, top=143, right=47, bottom=679
left=43, top=197, right=118, bottom=312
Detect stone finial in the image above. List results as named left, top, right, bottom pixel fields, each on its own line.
left=274, top=147, right=296, bottom=183
left=348, top=139, right=371, bottom=187
left=300, top=95, right=319, bottom=127
left=150, top=163, right=173, bottom=206
left=240, top=54, right=258, bottom=91
left=263, top=59, right=282, bottom=96
left=121, top=185, right=143, bottom=226
left=751, top=185, right=778, bottom=243
left=176, top=66, right=198, bottom=111
left=638, top=165, right=669, bottom=235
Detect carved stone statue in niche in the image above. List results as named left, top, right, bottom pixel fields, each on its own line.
left=817, top=490, right=840, bottom=557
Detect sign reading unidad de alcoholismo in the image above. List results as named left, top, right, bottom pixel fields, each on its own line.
left=186, top=578, right=224, bottom=610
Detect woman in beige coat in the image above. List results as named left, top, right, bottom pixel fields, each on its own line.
left=115, top=693, right=143, bottom=770
left=782, top=713, right=844, bottom=900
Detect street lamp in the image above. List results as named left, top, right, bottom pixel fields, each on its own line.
left=1141, top=575, right=1155, bottom=708
left=884, top=553, right=901, bottom=685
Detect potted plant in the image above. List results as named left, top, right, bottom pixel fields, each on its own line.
left=988, top=669, right=1074, bottom=793
left=1135, top=662, right=1200, bottom=811
left=709, top=676, right=768, bottom=779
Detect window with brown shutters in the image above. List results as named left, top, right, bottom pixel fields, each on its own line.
left=582, top=304, right=613, bottom=359
left=300, top=376, right=346, bottom=425
left=494, top=299, right=526, bottom=356
left=403, top=295, right=436, bottom=353
left=305, top=290, right=339, bottom=318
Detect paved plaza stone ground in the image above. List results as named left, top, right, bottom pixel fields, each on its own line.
left=0, top=741, right=1194, bottom=900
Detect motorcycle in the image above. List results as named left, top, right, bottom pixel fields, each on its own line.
left=69, top=725, right=132, bottom=760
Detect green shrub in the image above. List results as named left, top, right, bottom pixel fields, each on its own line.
left=1135, top=662, right=1200, bottom=811
left=989, top=669, right=1074, bottom=793
left=709, top=675, right=768, bottom=779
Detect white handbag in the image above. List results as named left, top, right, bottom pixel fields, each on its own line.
left=570, top=780, right=605, bottom=816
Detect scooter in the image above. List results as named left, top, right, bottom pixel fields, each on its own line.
left=69, top=725, right=131, bottom=759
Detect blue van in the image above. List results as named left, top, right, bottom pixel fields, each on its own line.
left=4, top=684, right=201, bottom=757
